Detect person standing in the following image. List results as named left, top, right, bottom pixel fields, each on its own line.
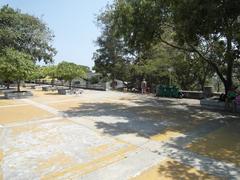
left=141, top=79, right=147, bottom=94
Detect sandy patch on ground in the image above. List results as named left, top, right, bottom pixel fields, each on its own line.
left=30, top=90, right=77, bottom=103
left=150, top=130, right=184, bottom=142
left=0, top=99, right=26, bottom=107
left=49, top=101, right=82, bottom=111
left=131, top=158, right=219, bottom=180
left=0, top=105, right=54, bottom=124
left=187, top=120, right=240, bottom=167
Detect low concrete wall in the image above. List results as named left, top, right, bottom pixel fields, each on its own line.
left=182, top=91, right=205, bottom=99
left=57, top=88, right=83, bottom=95
left=4, top=91, right=33, bottom=99
left=42, top=86, right=56, bottom=91
left=38, top=81, right=108, bottom=91
left=200, top=98, right=240, bottom=113
left=58, top=89, right=71, bottom=95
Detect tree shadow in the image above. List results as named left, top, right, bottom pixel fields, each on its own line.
left=186, top=120, right=240, bottom=167
left=157, top=160, right=219, bottom=179
left=61, top=96, right=240, bottom=170
left=62, top=97, right=235, bottom=139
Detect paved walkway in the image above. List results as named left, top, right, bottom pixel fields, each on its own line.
left=0, top=90, right=240, bottom=179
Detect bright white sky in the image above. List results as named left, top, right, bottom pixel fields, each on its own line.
left=0, top=0, right=113, bottom=69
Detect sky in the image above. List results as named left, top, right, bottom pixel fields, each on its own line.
left=0, top=0, right=113, bottom=69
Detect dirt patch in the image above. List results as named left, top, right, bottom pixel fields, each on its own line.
left=0, top=105, right=54, bottom=124
left=187, top=120, right=240, bottom=167
left=131, top=158, right=219, bottom=180
left=49, top=101, right=82, bottom=111
left=150, top=130, right=184, bottom=142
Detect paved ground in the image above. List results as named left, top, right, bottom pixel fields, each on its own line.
left=0, top=89, right=240, bottom=180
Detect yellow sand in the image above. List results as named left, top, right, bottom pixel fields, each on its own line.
left=151, top=130, right=184, bottom=142
left=0, top=151, right=3, bottom=161
left=31, top=90, right=77, bottom=103
left=131, top=158, right=218, bottom=180
left=10, top=125, right=44, bottom=136
left=0, top=99, right=15, bottom=106
left=88, top=144, right=110, bottom=155
left=132, top=106, right=212, bottom=132
left=0, top=150, right=3, bottom=180
left=38, top=153, right=74, bottom=170
left=0, top=105, right=54, bottom=124
left=0, top=99, right=26, bottom=106
left=49, top=101, right=81, bottom=111
left=188, top=121, right=240, bottom=167
left=42, top=144, right=137, bottom=179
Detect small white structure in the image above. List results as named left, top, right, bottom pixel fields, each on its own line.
left=108, top=79, right=127, bottom=90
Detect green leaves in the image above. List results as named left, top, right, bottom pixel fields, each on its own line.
left=56, top=61, right=86, bottom=82
left=95, top=0, right=240, bottom=92
left=0, top=5, right=56, bottom=63
left=0, top=48, right=35, bottom=83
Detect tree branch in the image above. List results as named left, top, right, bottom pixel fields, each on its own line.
left=160, top=36, right=227, bottom=85
left=159, top=36, right=191, bottom=52
left=188, top=44, right=226, bottom=84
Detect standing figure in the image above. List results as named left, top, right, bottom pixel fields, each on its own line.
left=141, top=79, right=147, bottom=94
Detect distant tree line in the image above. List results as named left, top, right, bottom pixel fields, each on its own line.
left=0, top=5, right=86, bottom=91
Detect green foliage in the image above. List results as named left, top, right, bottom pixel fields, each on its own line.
left=28, top=66, right=45, bottom=82
left=43, top=65, right=57, bottom=80
left=89, top=76, right=100, bottom=84
left=0, top=5, right=56, bottom=63
left=57, top=61, right=86, bottom=88
left=0, top=48, right=35, bottom=91
left=108, top=0, right=240, bottom=92
left=93, top=7, right=131, bottom=85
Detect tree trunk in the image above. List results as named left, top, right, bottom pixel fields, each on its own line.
left=112, top=79, right=116, bottom=90
left=225, top=62, right=233, bottom=94
left=6, top=81, right=10, bottom=89
left=224, top=80, right=232, bottom=95
left=69, top=81, right=72, bottom=89
left=224, top=34, right=234, bottom=94
left=51, top=79, right=54, bottom=87
left=17, top=80, right=21, bottom=92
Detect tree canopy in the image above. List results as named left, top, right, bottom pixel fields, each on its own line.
left=57, top=61, right=86, bottom=88
left=0, top=5, right=56, bottom=63
left=93, top=0, right=240, bottom=93
left=0, top=48, right=35, bottom=91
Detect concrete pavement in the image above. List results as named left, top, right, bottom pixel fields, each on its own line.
left=0, top=89, right=240, bottom=179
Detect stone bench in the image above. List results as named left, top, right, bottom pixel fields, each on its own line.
left=182, top=91, right=204, bottom=99
left=4, top=91, right=33, bottom=99
left=42, top=86, right=56, bottom=91
left=58, top=88, right=83, bottom=95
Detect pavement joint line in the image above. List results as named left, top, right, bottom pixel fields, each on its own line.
left=0, top=104, right=29, bottom=108
left=4, top=117, right=63, bottom=128
left=46, top=99, right=84, bottom=104
left=21, top=99, right=60, bottom=115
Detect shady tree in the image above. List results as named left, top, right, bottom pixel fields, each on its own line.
left=0, top=48, right=35, bottom=92
left=0, top=5, right=56, bottom=90
left=111, top=0, right=240, bottom=93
